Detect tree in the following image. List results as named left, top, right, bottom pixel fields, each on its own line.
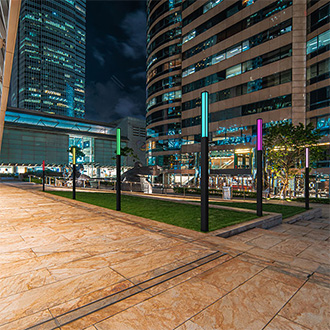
left=113, top=147, right=139, bottom=163
left=263, top=122, right=324, bottom=198
left=68, top=146, right=85, bottom=159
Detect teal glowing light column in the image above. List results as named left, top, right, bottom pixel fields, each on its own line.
left=116, top=128, right=121, bottom=211
left=256, top=118, right=263, bottom=216
left=201, top=91, right=209, bottom=232
left=305, top=147, right=309, bottom=210
left=72, top=147, right=76, bottom=200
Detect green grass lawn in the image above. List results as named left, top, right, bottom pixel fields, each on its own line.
left=47, top=191, right=257, bottom=232
left=210, top=201, right=305, bottom=219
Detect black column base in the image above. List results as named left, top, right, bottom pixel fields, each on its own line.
left=116, top=155, right=121, bottom=211
left=257, top=150, right=262, bottom=217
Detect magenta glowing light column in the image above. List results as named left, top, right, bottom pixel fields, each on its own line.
left=305, top=147, right=309, bottom=210
left=256, top=118, right=263, bottom=216
left=257, top=118, right=263, bottom=151
left=42, top=160, right=45, bottom=192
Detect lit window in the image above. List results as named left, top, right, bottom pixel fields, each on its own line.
left=319, top=29, right=330, bottom=48
left=307, top=37, right=318, bottom=54
left=226, top=64, right=242, bottom=79
left=212, top=52, right=225, bottom=65
left=226, top=44, right=242, bottom=58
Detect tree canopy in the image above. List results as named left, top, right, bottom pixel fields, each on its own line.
left=68, top=146, right=85, bottom=159
left=263, top=121, right=324, bottom=197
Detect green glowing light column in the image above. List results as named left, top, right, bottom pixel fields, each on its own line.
left=116, top=128, right=121, bottom=211
left=201, top=91, right=209, bottom=232
left=72, top=147, right=76, bottom=200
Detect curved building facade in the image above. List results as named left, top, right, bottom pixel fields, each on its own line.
left=146, top=0, right=329, bottom=187
left=146, top=0, right=183, bottom=170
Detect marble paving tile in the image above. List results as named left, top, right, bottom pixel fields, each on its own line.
left=297, top=244, right=330, bottom=265
left=270, top=238, right=312, bottom=256
left=246, top=234, right=285, bottom=249
left=175, top=320, right=205, bottom=330
left=304, top=229, right=330, bottom=241
left=111, top=244, right=212, bottom=279
left=195, top=258, right=264, bottom=292
left=307, top=222, right=329, bottom=229
left=82, top=233, right=182, bottom=256
left=20, top=234, right=70, bottom=248
left=95, top=276, right=225, bottom=330
left=264, top=315, right=312, bottom=329
left=0, top=268, right=54, bottom=299
left=152, top=276, right=226, bottom=320
left=284, top=226, right=314, bottom=237
left=200, top=236, right=253, bottom=253
left=0, top=240, right=30, bottom=253
left=48, top=255, right=111, bottom=281
left=259, top=267, right=306, bottom=289
left=49, top=279, right=133, bottom=317
left=310, top=271, right=330, bottom=288
left=94, top=298, right=176, bottom=330
left=32, top=242, right=88, bottom=257
left=0, top=267, right=125, bottom=325
left=0, top=309, right=54, bottom=330
left=59, top=292, right=151, bottom=330
left=186, top=274, right=298, bottom=330
left=0, top=250, right=90, bottom=279
left=226, top=228, right=265, bottom=243
left=279, top=281, right=330, bottom=330
left=0, top=249, right=36, bottom=264
left=247, top=247, right=294, bottom=265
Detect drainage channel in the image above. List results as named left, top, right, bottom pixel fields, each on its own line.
left=26, top=251, right=226, bottom=330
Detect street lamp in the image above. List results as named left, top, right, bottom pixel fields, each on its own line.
left=256, top=118, right=263, bottom=216
left=201, top=91, right=209, bottom=232
left=116, top=128, right=121, bottom=211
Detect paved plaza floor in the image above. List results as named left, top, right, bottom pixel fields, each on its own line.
left=0, top=182, right=329, bottom=330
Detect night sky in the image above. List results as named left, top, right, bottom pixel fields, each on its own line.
left=85, top=0, right=147, bottom=123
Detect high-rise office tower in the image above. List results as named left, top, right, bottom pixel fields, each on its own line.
left=146, top=0, right=329, bottom=183
left=9, top=0, right=86, bottom=118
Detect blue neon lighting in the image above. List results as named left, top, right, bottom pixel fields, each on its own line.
left=201, top=91, right=209, bottom=138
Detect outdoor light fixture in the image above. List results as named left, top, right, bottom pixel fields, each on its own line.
left=256, top=118, right=263, bottom=216
left=201, top=92, right=209, bottom=138
left=257, top=118, right=262, bottom=151
left=201, top=91, right=209, bottom=232
left=305, top=147, right=309, bottom=210
left=42, top=160, right=45, bottom=192
left=72, top=146, right=76, bottom=200
left=116, top=128, right=121, bottom=211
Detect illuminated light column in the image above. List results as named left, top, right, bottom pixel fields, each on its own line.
left=305, top=147, right=309, bottom=210
left=201, top=91, right=209, bottom=232
left=116, top=128, right=121, bottom=211
left=257, top=118, right=263, bottom=216
left=42, top=160, right=45, bottom=192
left=72, top=147, right=76, bottom=200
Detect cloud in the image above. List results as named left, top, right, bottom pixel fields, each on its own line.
left=85, top=80, right=146, bottom=123
left=132, top=71, right=146, bottom=80
left=92, top=48, right=106, bottom=66
left=120, top=10, right=146, bottom=59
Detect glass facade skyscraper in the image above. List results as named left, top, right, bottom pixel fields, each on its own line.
left=9, top=0, right=86, bottom=118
